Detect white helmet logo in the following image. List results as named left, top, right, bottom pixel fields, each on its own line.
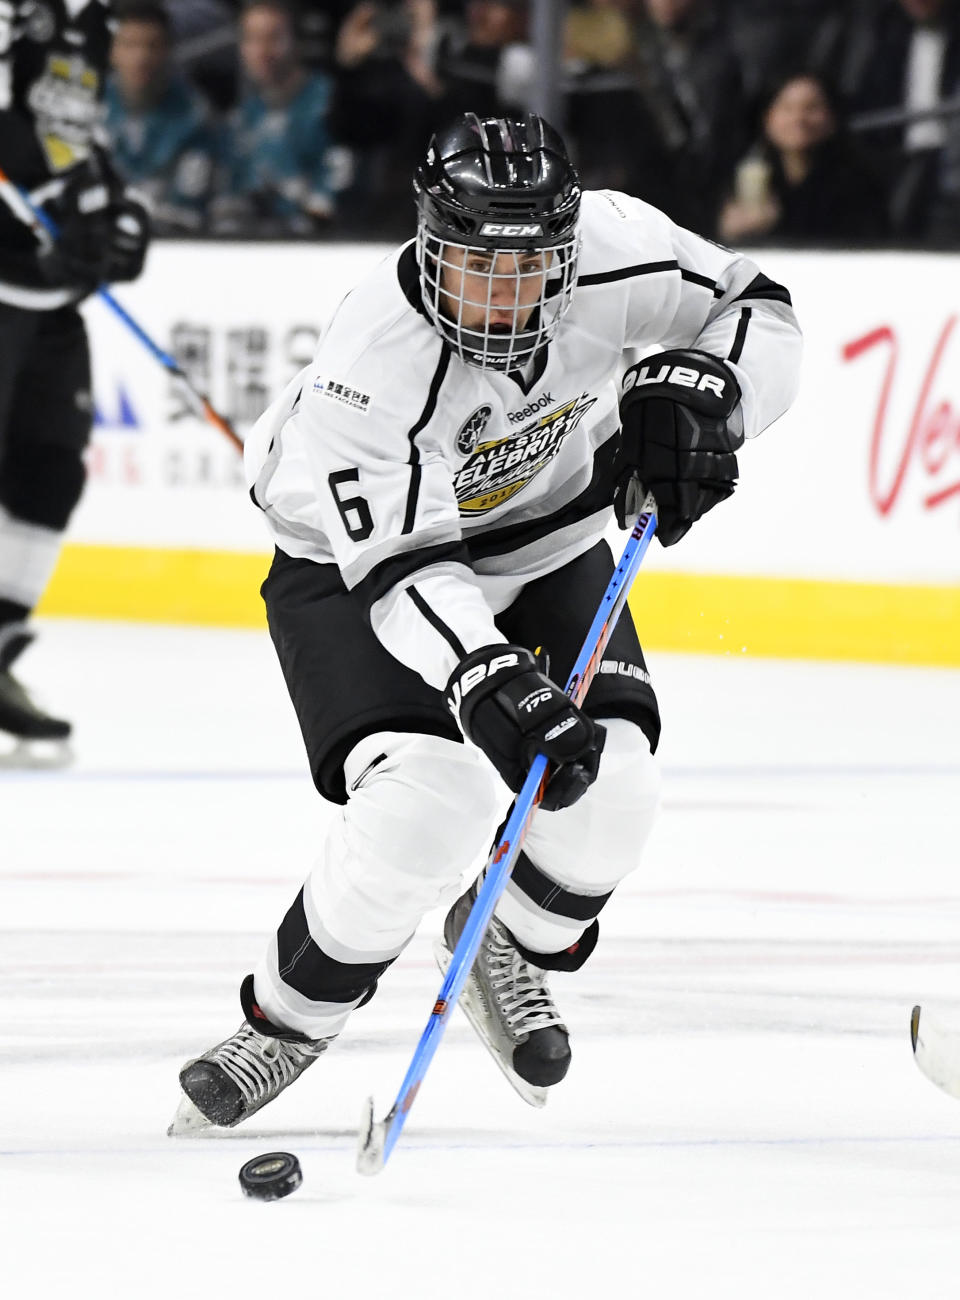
left=479, top=222, right=543, bottom=237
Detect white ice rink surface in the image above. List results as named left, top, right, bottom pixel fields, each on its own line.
left=3, top=619, right=960, bottom=1299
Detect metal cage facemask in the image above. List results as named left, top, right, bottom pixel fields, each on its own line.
left=416, top=223, right=580, bottom=372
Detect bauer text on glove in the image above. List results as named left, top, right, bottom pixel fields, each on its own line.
left=614, top=349, right=744, bottom=546
left=445, top=644, right=606, bottom=811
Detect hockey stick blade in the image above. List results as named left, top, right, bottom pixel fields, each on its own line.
left=911, top=1004, right=960, bottom=1100
left=357, top=1095, right=392, bottom=1175
left=356, top=496, right=658, bottom=1175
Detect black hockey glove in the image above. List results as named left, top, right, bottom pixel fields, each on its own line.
left=39, top=149, right=151, bottom=291
left=614, top=349, right=744, bottom=547
left=446, top=644, right=606, bottom=812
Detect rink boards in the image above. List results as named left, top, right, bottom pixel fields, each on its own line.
left=39, top=243, right=960, bottom=666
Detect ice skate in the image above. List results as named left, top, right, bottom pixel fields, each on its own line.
left=169, top=975, right=334, bottom=1134
left=435, top=880, right=571, bottom=1108
left=0, top=625, right=72, bottom=769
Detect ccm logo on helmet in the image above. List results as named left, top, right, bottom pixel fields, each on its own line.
left=622, top=363, right=727, bottom=398
left=479, top=222, right=544, bottom=237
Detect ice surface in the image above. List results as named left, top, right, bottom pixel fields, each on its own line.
left=3, top=619, right=960, bottom=1299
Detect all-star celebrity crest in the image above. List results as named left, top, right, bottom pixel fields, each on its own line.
left=172, top=112, right=802, bottom=1137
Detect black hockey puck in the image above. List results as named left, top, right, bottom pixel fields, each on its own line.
left=239, top=1151, right=302, bottom=1201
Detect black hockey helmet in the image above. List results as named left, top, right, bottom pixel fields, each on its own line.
left=413, top=113, right=582, bottom=371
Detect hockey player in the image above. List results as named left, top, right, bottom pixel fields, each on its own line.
left=173, top=112, right=801, bottom=1130
left=0, top=0, right=150, bottom=752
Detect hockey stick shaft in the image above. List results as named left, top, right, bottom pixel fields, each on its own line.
left=357, top=493, right=658, bottom=1174
left=0, top=167, right=243, bottom=453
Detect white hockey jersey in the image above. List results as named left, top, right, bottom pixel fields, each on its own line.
left=245, top=189, right=802, bottom=691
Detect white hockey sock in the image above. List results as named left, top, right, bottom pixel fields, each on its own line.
left=0, top=503, right=63, bottom=612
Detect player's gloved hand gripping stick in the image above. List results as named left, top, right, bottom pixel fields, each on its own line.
left=0, top=165, right=243, bottom=453
left=357, top=492, right=659, bottom=1175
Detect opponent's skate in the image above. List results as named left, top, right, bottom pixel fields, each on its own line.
left=0, top=624, right=72, bottom=768
left=169, top=975, right=334, bottom=1134
left=435, top=880, right=571, bottom=1108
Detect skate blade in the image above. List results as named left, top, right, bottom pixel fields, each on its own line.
left=433, top=938, right=548, bottom=1110
left=0, top=737, right=73, bottom=770
left=167, top=1092, right=216, bottom=1137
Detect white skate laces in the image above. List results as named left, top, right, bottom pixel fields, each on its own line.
left=207, top=1024, right=328, bottom=1109
left=436, top=890, right=572, bottom=1105
left=479, top=918, right=565, bottom=1041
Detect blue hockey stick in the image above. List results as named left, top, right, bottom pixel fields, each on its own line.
left=0, top=166, right=243, bottom=452
left=356, top=492, right=659, bottom=1174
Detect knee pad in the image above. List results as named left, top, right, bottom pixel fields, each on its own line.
left=342, top=730, right=505, bottom=885
left=300, top=732, right=505, bottom=962
left=523, top=717, right=661, bottom=893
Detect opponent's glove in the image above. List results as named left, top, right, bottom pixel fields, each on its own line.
left=614, top=349, right=744, bottom=546
left=445, top=643, right=606, bottom=811
left=39, top=149, right=151, bottom=291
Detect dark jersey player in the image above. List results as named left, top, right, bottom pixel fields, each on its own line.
left=171, top=113, right=802, bottom=1133
left=0, top=0, right=150, bottom=756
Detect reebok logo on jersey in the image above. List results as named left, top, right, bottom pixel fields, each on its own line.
left=312, top=377, right=372, bottom=414
left=622, top=363, right=726, bottom=399
left=508, top=392, right=554, bottom=424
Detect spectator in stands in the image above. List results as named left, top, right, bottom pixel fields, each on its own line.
left=434, top=0, right=534, bottom=119
left=717, top=70, right=890, bottom=245
left=330, top=1, right=447, bottom=236
left=925, top=71, right=960, bottom=240
left=106, top=1, right=220, bottom=234
left=565, top=0, right=636, bottom=71
left=163, top=0, right=239, bottom=111
left=211, top=0, right=336, bottom=236
left=562, top=1, right=658, bottom=197
left=818, top=0, right=960, bottom=238
left=722, top=0, right=842, bottom=103
left=624, top=0, right=747, bottom=232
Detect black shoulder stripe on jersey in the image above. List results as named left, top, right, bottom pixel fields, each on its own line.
left=355, top=539, right=471, bottom=617
left=576, top=261, right=724, bottom=298
left=728, top=307, right=752, bottom=364
left=576, top=260, right=677, bottom=287
left=680, top=268, right=724, bottom=298
left=402, top=346, right=451, bottom=534
left=467, top=436, right=618, bottom=562
left=407, top=584, right=467, bottom=659
left=733, top=273, right=793, bottom=307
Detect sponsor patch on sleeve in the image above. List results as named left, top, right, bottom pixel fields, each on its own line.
left=312, top=377, right=372, bottom=414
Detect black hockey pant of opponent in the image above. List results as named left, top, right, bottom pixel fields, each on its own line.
left=0, top=303, right=91, bottom=737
